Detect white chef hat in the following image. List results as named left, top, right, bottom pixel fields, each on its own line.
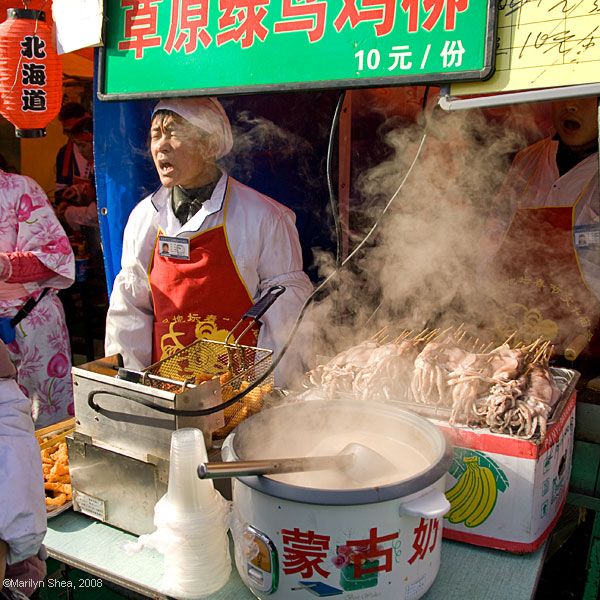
left=152, top=96, right=233, bottom=158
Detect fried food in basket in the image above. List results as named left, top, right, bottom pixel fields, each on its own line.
left=193, top=370, right=233, bottom=385
left=220, top=370, right=233, bottom=385
left=213, top=382, right=274, bottom=439
left=40, top=441, right=71, bottom=511
left=194, top=372, right=214, bottom=384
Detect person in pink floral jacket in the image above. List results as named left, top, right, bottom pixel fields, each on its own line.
left=0, top=169, right=75, bottom=428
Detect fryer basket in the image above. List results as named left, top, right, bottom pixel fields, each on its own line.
left=142, top=286, right=285, bottom=438
left=144, top=339, right=274, bottom=438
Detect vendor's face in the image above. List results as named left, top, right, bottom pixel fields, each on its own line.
left=552, top=97, right=598, bottom=148
left=150, top=114, right=216, bottom=189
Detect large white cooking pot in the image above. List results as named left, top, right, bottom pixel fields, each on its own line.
left=223, top=400, right=452, bottom=600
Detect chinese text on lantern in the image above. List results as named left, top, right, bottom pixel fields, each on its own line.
left=20, top=35, right=46, bottom=111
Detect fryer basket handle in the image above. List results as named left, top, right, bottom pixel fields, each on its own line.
left=244, top=285, right=286, bottom=321
left=227, top=285, right=286, bottom=345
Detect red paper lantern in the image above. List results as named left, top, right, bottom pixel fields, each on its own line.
left=0, top=8, right=62, bottom=138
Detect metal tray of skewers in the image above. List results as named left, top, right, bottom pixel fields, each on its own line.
left=300, top=325, right=580, bottom=443
left=388, top=366, right=578, bottom=429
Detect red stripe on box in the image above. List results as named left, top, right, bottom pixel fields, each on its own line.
left=442, top=493, right=567, bottom=553
left=434, top=393, right=576, bottom=459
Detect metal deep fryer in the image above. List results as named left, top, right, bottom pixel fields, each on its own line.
left=67, top=286, right=284, bottom=535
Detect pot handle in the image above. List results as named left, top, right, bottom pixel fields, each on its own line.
left=398, top=488, right=450, bottom=520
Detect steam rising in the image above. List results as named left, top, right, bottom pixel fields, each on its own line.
left=310, top=103, right=597, bottom=355
left=226, top=111, right=314, bottom=183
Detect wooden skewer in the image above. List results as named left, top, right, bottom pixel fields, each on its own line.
left=422, top=328, right=441, bottom=343
left=393, top=329, right=412, bottom=343
left=438, top=325, right=455, bottom=339
left=520, top=338, right=540, bottom=353
left=371, top=326, right=388, bottom=342
left=410, top=327, right=429, bottom=343
left=455, top=330, right=467, bottom=344
left=482, top=341, right=495, bottom=353
left=523, top=340, right=551, bottom=375
left=502, top=332, right=517, bottom=347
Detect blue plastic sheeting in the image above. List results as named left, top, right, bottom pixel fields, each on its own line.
left=93, top=62, right=160, bottom=293
left=94, top=56, right=338, bottom=295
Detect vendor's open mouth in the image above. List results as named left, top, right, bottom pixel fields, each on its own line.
left=562, top=118, right=581, bottom=131
left=158, top=161, right=174, bottom=173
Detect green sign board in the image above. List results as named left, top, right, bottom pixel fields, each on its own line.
left=99, top=0, right=497, bottom=99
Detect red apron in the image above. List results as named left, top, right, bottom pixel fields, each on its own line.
left=149, top=191, right=257, bottom=363
left=490, top=189, right=600, bottom=354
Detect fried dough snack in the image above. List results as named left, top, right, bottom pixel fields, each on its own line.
left=194, top=372, right=213, bottom=384
left=213, top=381, right=273, bottom=439
left=41, top=442, right=71, bottom=511
left=193, top=370, right=233, bottom=385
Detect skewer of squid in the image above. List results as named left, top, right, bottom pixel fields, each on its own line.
left=451, top=322, right=466, bottom=340
left=371, top=326, right=389, bottom=344
left=392, top=328, right=414, bottom=343
left=413, top=328, right=439, bottom=345
left=523, top=340, right=552, bottom=376
left=518, top=337, right=546, bottom=362
left=480, top=340, right=495, bottom=353
left=429, top=325, right=460, bottom=345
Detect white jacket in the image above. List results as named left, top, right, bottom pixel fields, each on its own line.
left=0, top=378, right=46, bottom=564
left=105, top=173, right=313, bottom=386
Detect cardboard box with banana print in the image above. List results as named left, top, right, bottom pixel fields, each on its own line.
left=428, top=392, right=576, bottom=553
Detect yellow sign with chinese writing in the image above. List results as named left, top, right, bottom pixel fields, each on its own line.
left=451, top=0, right=600, bottom=96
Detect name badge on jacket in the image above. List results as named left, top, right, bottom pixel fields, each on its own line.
left=159, top=235, right=190, bottom=260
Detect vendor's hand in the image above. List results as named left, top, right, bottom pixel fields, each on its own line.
left=0, top=254, right=11, bottom=282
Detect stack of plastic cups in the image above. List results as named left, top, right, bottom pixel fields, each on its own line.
left=157, top=428, right=231, bottom=598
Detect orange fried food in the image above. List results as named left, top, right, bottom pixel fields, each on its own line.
left=45, top=493, right=68, bottom=507
left=46, top=472, right=70, bottom=484
left=220, top=371, right=233, bottom=385
left=40, top=441, right=71, bottom=512
left=45, top=482, right=72, bottom=497
left=214, top=404, right=249, bottom=439
left=194, top=372, right=213, bottom=384
left=244, top=387, right=264, bottom=414
left=49, top=461, right=69, bottom=477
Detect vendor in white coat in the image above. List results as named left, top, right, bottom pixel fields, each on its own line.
left=0, top=341, right=46, bottom=598
left=486, top=96, right=600, bottom=356
left=105, top=97, right=313, bottom=385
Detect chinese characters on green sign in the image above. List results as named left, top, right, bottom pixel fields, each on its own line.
left=100, top=0, right=497, bottom=98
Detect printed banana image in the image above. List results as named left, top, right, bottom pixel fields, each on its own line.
left=445, top=456, right=498, bottom=527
